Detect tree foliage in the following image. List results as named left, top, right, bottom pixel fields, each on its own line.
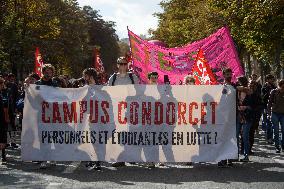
left=151, top=0, right=284, bottom=76
left=0, top=0, right=120, bottom=78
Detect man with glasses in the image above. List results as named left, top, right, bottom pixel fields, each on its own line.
left=108, top=57, right=139, bottom=86
left=108, top=57, right=139, bottom=167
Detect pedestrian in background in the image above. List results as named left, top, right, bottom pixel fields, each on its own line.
left=0, top=77, right=8, bottom=163
left=267, top=79, right=284, bottom=153
left=236, top=76, right=253, bottom=162
left=262, top=74, right=276, bottom=144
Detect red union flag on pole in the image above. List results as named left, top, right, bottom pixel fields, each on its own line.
left=34, top=47, right=44, bottom=77
left=93, top=48, right=105, bottom=73
left=191, top=49, right=217, bottom=85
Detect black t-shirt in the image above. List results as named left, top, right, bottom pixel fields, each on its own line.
left=35, top=78, right=57, bottom=87
left=0, top=93, right=8, bottom=142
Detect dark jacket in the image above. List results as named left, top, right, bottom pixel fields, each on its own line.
left=0, top=94, right=7, bottom=143
left=237, top=91, right=255, bottom=123
left=267, top=89, right=284, bottom=114
left=262, top=83, right=276, bottom=108
left=35, top=78, right=58, bottom=87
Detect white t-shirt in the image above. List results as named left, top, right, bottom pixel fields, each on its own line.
left=108, top=72, right=139, bottom=86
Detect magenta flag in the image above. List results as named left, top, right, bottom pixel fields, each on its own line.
left=128, top=27, right=244, bottom=84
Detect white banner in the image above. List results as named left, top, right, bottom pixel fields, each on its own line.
left=21, top=84, right=237, bottom=162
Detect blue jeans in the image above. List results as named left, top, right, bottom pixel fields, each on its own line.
left=271, top=112, right=284, bottom=148
left=237, top=120, right=252, bottom=156
left=262, top=109, right=273, bottom=140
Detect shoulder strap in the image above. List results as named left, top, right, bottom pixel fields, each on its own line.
left=128, top=73, right=134, bottom=84
left=112, top=73, right=117, bottom=86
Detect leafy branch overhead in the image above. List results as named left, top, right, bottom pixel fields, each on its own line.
left=151, top=0, right=284, bottom=76
left=0, top=0, right=120, bottom=77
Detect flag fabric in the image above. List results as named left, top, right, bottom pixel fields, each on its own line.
left=128, top=26, right=244, bottom=84
left=93, top=48, right=105, bottom=73
left=191, top=49, right=217, bottom=85
left=125, top=52, right=133, bottom=71
left=34, top=47, right=44, bottom=77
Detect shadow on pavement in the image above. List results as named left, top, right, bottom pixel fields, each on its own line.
left=2, top=156, right=284, bottom=186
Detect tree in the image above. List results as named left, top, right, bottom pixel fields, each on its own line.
left=0, top=0, right=121, bottom=79
left=150, top=0, right=220, bottom=47
left=152, top=0, right=284, bottom=77
left=82, top=6, right=120, bottom=74
left=118, top=41, right=130, bottom=56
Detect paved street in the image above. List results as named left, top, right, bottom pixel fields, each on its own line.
left=1, top=131, right=284, bottom=189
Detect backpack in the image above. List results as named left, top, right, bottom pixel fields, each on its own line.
left=111, top=73, right=134, bottom=86
left=269, top=89, right=281, bottom=105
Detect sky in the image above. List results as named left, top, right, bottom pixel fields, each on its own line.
left=77, top=0, right=163, bottom=39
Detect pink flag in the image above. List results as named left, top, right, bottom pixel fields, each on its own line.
left=128, top=26, right=244, bottom=84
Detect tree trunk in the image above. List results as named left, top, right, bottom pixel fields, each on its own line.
left=274, top=42, right=282, bottom=79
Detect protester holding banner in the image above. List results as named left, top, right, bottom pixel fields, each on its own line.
left=0, top=77, right=8, bottom=163
left=28, top=73, right=40, bottom=86
left=267, top=79, right=284, bottom=153
left=108, top=56, right=139, bottom=167
left=218, top=68, right=236, bottom=167
left=144, top=71, right=160, bottom=168
left=35, top=64, right=57, bottom=169
left=108, top=57, right=139, bottom=86
left=82, top=68, right=102, bottom=171
left=183, top=74, right=195, bottom=166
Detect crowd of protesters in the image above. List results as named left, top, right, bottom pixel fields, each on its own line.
left=0, top=56, right=284, bottom=170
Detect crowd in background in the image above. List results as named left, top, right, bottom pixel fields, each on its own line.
left=0, top=56, right=284, bottom=170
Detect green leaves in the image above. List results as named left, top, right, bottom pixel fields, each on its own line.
left=152, top=0, right=284, bottom=76
left=0, top=0, right=120, bottom=78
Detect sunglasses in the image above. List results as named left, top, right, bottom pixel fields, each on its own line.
left=118, top=63, right=128, bottom=66
left=151, top=76, right=158, bottom=79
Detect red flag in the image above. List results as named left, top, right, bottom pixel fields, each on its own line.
left=93, top=48, right=105, bottom=73
left=34, top=47, right=44, bottom=77
left=125, top=51, right=133, bottom=70
left=191, top=49, right=217, bottom=85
